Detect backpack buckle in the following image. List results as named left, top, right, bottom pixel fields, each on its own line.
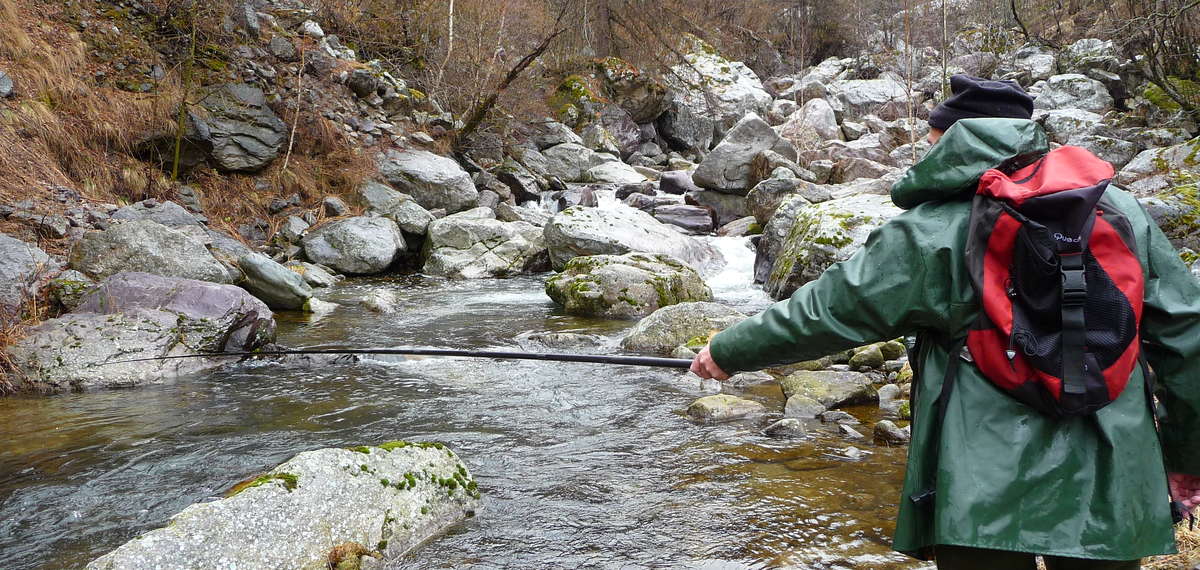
left=1060, top=254, right=1087, bottom=305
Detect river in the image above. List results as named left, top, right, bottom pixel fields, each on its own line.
left=0, top=231, right=925, bottom=569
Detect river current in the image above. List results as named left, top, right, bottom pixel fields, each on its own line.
left=0, top=231, right=926, bottom=569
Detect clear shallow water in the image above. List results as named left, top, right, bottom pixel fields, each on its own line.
left=0, top=240, right=927, bottom=569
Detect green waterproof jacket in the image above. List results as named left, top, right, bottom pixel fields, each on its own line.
left=710, top=118, right=1200, bottom=560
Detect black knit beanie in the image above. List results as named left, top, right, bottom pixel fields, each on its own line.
left=928, top=74, right=1034, bottom=131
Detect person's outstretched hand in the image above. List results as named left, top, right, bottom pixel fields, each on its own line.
left=691, top=345, right=730, bottom=381
left=1169, top=472, right=1200, bottom=510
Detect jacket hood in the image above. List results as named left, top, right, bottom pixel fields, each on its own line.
left=890, top=118, right=1049, bottom=210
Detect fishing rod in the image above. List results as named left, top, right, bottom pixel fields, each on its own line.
left=104, top=347, right=695, bottom=369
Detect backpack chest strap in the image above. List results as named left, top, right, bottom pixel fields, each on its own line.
left=1060, top=252, right=1087, bottom=396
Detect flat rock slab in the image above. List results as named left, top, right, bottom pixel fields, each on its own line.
left=544, top=206, right=724, bottom=275
left=87, top=442, right=480, bottom=570
left=780, top=370, right=877, bottom=410
left=545, top=252, right=712, bottom=319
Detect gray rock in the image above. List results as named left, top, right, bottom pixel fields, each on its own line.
left=717, top=216, right=757, bottom=237
left=48, top=269, right=95, bottom=311
left=545, top=253, right=712, bottom=319
left=1011, top=44, right=1056, bottom=82
left=495, top=158, right=545, bottom=202
left=877, top=383, right=903, bottom=412
left=660, top=170, right=702, bottom=195
left=111, top=200, right=203, bottom=229
left=583, top=161, right=647, bottom=184
left=663, top=35, right=771, bottom=134
left=761, top=193, right=903, bottom=299
left=302, top=216, right=405, bottom=275
left=9, top=211, right=70, bottom=238
left=1040, top=109, right=1104, bottom=143
left=542, top=143, right=604, bottom=183
left=361, top=288, right=398, bottom=313
left=751, top=150, right=816, bottom=185
left=763, top=418, right=808, bottom=437
left=86, top=443, right=479, bottom=569
left=70, top=219, right=235, bottom=283
left=0, top=70, right=12, bottom=98
left=1141, top=192, right=1200, bottom=251
left=1033, top=74, right=1114, bottom=114
left=239, top=253, right=313, bottom=310
left=1066, top=135, right=1140, bottom=170
left=873, top=420, right=911, bottom=445
left=686, top=394, right=767, bottom=422
left=495, top=203, right=551, bottom=226
left=746, top=178, right=831, bottom=225
left=686, top=189, right=751, bottom=227
left=819, top=410, right=860, bottom=424
left=1117, top=139, right=1200, bottom=189
left=620, top=301, right=746, bottom=355
left=190, top=84, right=288, bottom=173
left=0, top=235, right=54, bottom=325
left=657, top=99, right=714, bottom=156
left=544, top=206, right=723, bottom=274
left=784, top=395, right=826, bottom=419
left=300, top=19, right=324, bottom=38
left=10, top=272, right=274, bottom=391
left=422, top=208, right=548, bottom=279
left=767, top=99, right=801, bottom=125
left=831, top=76, right=915, bottom=121
left=268, top=36, right=298, bottom=61
left=378, top=149, right=478, bottom=214
left=284, top=261, right=340, bottom=288
left=778, top=98, right=843, bottom=149
left=834, top=157, right=895, bottom=183
left=533, top=121, right=584, bottom=150
left=359, top=181, right=436, bottom=235
left=595, top=58, right=671, bottom=123
left=693, top=113, right=797, bottom=195
left=780, top=370, right=876, bottom=409
left=279, top=216, right=310, bottom=243
left=596, top=104, right=641, bottom=158
left=841, top=121, right=869, bottom=141
left=652, top=204, right=714, bottom=234
left=322, top=196, right=350, bottom=217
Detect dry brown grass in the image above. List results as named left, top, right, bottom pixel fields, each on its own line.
left=1145, top=525, right=1200, bottom=569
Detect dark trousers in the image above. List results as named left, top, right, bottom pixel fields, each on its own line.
left=935, top=545, right=1141, bottom=569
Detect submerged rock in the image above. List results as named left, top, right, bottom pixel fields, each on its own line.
left=545, top=253, right=712, bottom=319
left=86, top=442, right=480, bottom=570
left=780, top=370, right=876, bottom=410
left=543, top=206, right=723, bottom=275
left=763, top=418, right=808, bottom=437
left=9, top=272, right=274, bottom=391
left=686, top=394, right=766, bottom=422
left=70, top=219, right=236, bottom=284
left=620, top=302, right=746, bottom=355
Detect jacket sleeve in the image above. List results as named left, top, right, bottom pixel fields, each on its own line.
left=1140, top=222, right=1200, bottom=475
left=709, top=206, right=970, bottom=373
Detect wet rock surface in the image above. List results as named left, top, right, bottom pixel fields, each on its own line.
left=545, top=253, right=712, bottom=319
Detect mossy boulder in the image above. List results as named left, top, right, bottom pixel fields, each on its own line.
left=848, top=344, right=886, bottom=369
left=779, top=370, right=877, bottom=410
left=86, top=443, right=479, bottom=569
left=545, top=253, right=711, bottom=319
left=548, top=74, right=604, bottom=129
left=620, top=302, right=746, bottom=355
left=761, top=193, right=903, bottom=300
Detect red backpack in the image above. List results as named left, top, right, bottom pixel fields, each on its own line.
left=964, top=145, right=1145, bottom=417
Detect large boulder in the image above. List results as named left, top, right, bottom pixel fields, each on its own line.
left=687, top=394, right=766, bottom=422
left=111, top=200, right=206, bottom=232
left=595, top=57, right=671, bottom=123
left=138, top=84, right=287, bottom=173
left=780, top=370, right=877, bottom=410
left=830, top=75, right=914, bottom=121
left=657, top=99, right=715, bottom=156
left=86, top=442, right=480, bottom=570
left=1039, top=109, right=1104, bottom=144
left=1140, top=189, right=1200, bottom=252
left=651, top=204, right=715, bottom=234
left=1008, top=44, right=1057, bottom=82
left=302, top=217, right=406, bottom=275
left=359, top=181, right=436, bottom=235
left=543, top=206, right=723, bottom=274
left=1065, top=135, right=1140, bottom=171
left=545, top=253, right=712, bottom=319
left=8, top=272, right=274, bottom=391
left=1117, top=138, right=1200, bottom=192
left=238, top=253, right=314, bottom=310
left=378, top=149, right=479, bottom=214
left=1033, top=74, right=1114, bottom=114
left=760, top=193, right=903, bottom=299
left=70, top=219, right=236, bottom=283
left=0, top=235, right=55, bottom=325
left=746, top=178, right=831, bottom=225
left=620, top=301, right=746, bottom=355
left=662, top=35, right=771, bottom=135
left=693, top=113, right=797, bottom=195
left=778, top=98, right=843, bottom=149
left=421, top=208, right=547, bottom=279
left=583, top=161, right=648, bottom=184
left=686, top=189, right=752, bottom=227
left=543, top=143, right=605, bottom=182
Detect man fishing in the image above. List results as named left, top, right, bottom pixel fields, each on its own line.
left=691, top=74, right=1200, bottom=569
